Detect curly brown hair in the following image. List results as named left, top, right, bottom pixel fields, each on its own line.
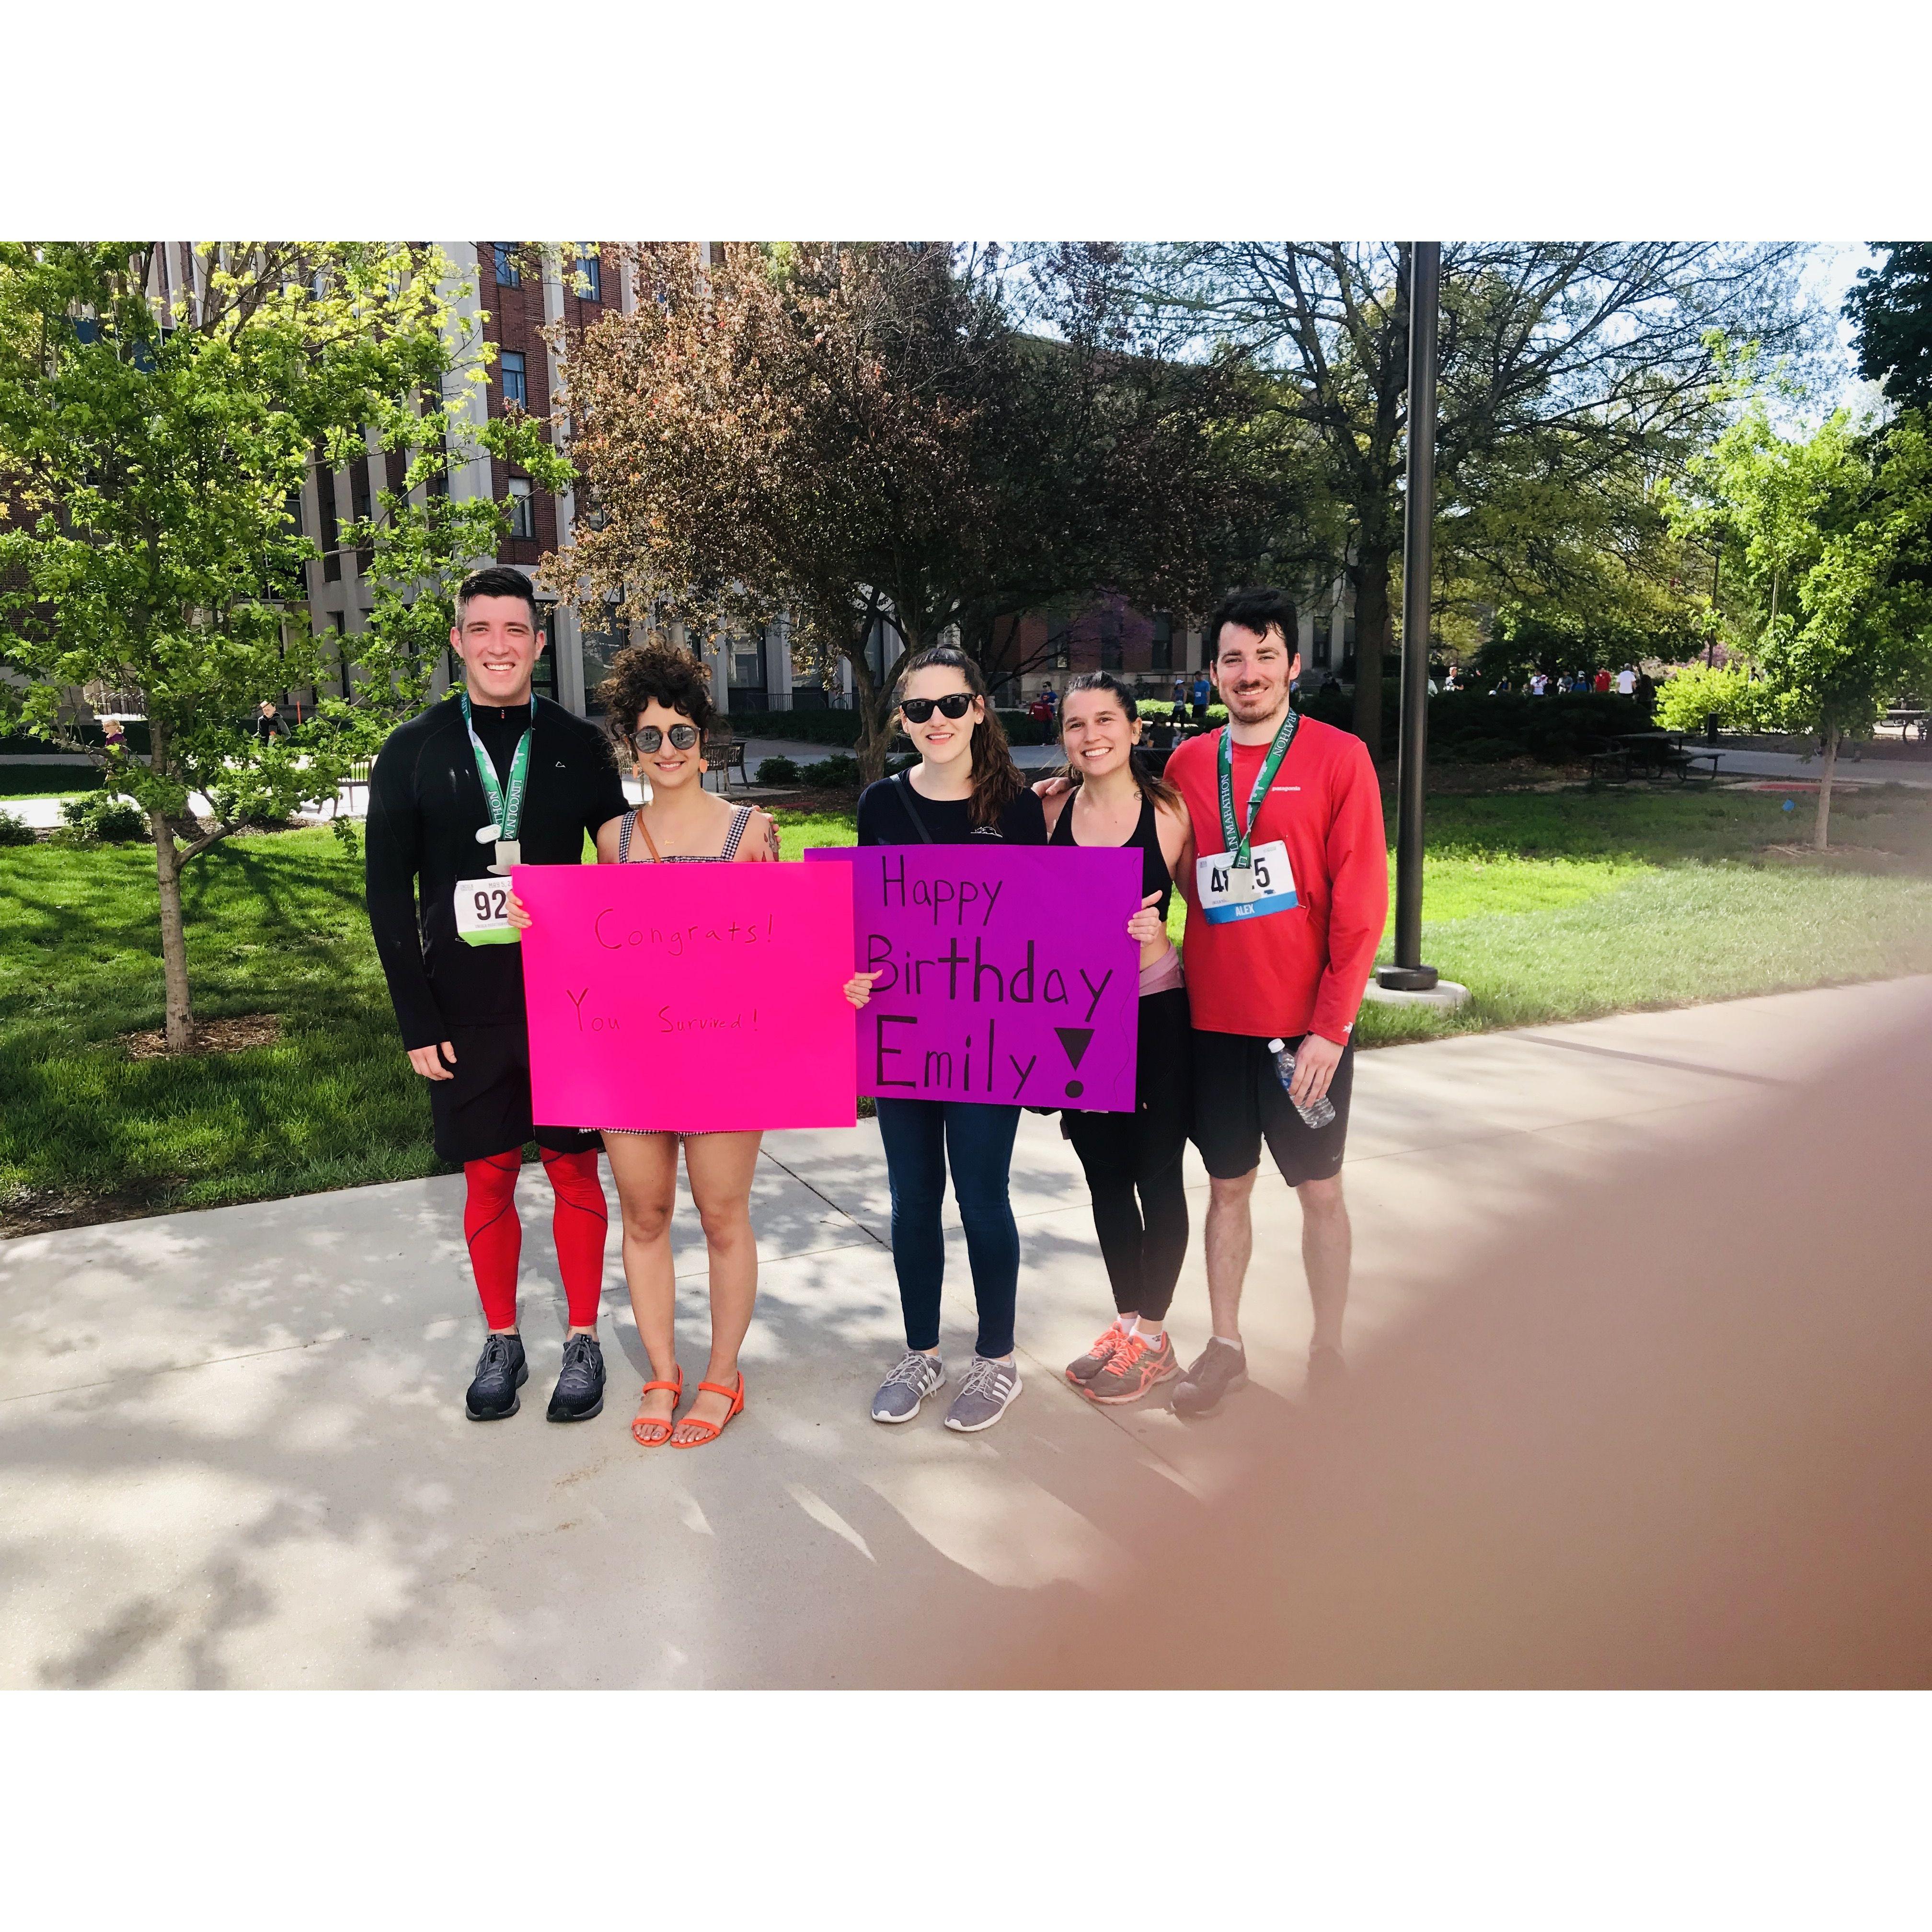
left=597, top=641, right=715, bottom=748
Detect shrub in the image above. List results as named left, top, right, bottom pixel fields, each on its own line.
left=755, top=756, right=800, bottom=786
left=1654, top=663, right=1789, bottom=735
left=56, top=793, right=147, bottom=842
left=801, top=754, right=861, bottom=789
left=0, top=809, right=37, bottom=846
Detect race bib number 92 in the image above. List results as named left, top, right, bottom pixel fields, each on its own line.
left=1196, top=840, right=1298, bottom=925
left=454, top=879, right=519, bottom=946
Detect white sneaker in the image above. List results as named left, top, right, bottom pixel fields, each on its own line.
left=871, top=1349, right=946, bottom=1423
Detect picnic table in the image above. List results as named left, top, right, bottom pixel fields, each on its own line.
left=1590, top=731, right=1719, bottom=788
left=1885, top=707, right=1929, bottom=744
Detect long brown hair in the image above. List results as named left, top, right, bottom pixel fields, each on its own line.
left=891, top=645, right=1025, bottom=829
left=1056, top=671, right=1185, bottom=816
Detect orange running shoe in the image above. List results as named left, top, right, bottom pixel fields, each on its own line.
left=1083, top=1330, right=1180, bottom=1405
left=1066, top=1320, right=1129, bottom=1388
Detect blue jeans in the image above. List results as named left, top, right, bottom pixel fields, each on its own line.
left=874, top=1098, right=1021, bottom=1359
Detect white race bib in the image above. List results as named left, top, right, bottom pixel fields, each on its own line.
left=1195, top=840, right=1298, bottom=925
left=453, top=877, right=519, bottom=946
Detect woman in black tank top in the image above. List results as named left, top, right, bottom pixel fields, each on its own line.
left=1045, top=674, right=1199, bottom=1407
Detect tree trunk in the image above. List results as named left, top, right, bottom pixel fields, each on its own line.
left=847, top=646, right=894, bottom=787
left=1351, top=543, right=1395, bottom=764
left=1813, top=724, right=1837, bottom=852
left=152, top=812, right=195, bottom=1050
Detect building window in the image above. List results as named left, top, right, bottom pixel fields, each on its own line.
left=493, top=244, right=520, bottom=288
left=1151, top=613, right=1173, bottom=672
left=507, top=478, right=535, bottom=540
left=500, top=350, right=527, bottom=410
left=575, top=253, right=601, bottom=303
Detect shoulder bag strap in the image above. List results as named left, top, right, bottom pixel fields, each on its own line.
left=894, top=769, right=936, bottom=844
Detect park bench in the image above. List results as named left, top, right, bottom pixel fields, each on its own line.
left=1660, top=744, right=1721, bottom=785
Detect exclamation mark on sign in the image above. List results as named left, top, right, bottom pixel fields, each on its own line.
left=1054, top=1026, right=1094, bottom=1099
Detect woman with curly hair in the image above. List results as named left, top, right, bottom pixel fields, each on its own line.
left=513, top=640, right=864, bottom=1449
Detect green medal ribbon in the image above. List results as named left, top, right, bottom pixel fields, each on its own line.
left=1217, top=709, right=1300, bottom=869
left=460, top=691, right=534, bottom=841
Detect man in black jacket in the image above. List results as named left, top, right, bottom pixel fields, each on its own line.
left=366, top=567, right=630, bottom=1422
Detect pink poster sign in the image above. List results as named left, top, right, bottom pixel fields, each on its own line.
left=514, top=862, right=857, bottom=1133
left=807, top=844, right=1141, bottom=1111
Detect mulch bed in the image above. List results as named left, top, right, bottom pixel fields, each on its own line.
left=121, top=1013, right=282, bottom=1059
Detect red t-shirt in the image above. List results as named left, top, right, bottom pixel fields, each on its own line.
left=1593, top=670, right=1611, bottom=692
left=1168, top=717, right=1388, bottom=1043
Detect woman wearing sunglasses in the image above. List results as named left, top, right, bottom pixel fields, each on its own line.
left=512, top=643, right=796, bottom=1449
left=850, top=646, right=1046, bottom=1434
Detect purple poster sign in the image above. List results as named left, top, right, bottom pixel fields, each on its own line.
left=808, top=844, right=1141, bottom=1111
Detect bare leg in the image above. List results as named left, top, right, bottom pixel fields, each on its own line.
left=1298, top=1174, right=1351, bottom=1351
left=674, top=1130, right=764, bottom=1443
left=1204, top=1169, right=1257, bottom=1345
left=600, top=1131, right=680, bottom=1431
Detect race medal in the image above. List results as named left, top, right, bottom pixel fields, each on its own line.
left=1196, top=840, right=1297, bottom=926
left=454, top=877, right=519, bottom=946
left=462, top=692, right=534, bottom=878
left=491, top=839, right=521, bottom=876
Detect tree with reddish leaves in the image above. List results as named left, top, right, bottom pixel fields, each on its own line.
left=551, top=241, right=1279, bottom=782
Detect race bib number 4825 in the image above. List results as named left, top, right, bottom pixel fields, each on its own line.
left=1195, top=840, right=1298, bottom=925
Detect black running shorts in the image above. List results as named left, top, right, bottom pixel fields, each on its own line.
left=425, top=1021, right=602, bottom=1166
left=1189, top=1029, right=1354, bottom=1185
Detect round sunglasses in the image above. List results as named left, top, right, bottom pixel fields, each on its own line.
left=899, top=692, right=977, bottom=724
left=631, top=724, right=701, bottom=751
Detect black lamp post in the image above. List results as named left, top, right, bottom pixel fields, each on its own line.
left=1377, top=241, right=1442, bottom=994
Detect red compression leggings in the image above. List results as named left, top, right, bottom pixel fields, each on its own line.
left=461, top=1148, right=609, bottom=1331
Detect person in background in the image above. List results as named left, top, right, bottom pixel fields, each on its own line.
left=1634, top=669, right=1657, bottom=717
left=1529, top=670, right=1548, bottom=697
left=1442, top=665, right=1459, bottom=693
left=1046, top=673, right=1196, bottom=1406
left=255, top=700, right=288, bottom=745
left=1615, top=664, right=1637, bottom=696
left=1173, top=677, right=1188, bottom=707
left=1593, top=667, right=1612, bottom=694
left=1191, top=668, right=1212, bottom=724
left=848, top=647, right=1047, bottom=1435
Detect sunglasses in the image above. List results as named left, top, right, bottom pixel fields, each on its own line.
left=900, top=692, right=977, bottom=724
left=632, top=724, right=700, bottom=751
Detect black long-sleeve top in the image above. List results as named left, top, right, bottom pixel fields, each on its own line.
left=364, top=695, right=629, bottom=1048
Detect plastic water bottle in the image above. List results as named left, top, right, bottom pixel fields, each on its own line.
left=1267, top=1038, right=1336, bottom=1129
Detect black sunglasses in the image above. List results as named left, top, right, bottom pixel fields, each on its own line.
left=632, top=724, right=700, bottom=751
left=900, top=692, right=977, bottom=724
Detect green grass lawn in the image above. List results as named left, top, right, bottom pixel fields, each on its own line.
left=4, top=788, right=1930, bottom=1229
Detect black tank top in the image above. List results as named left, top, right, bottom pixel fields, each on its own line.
left=1049, top=787, right=1173, bottom=921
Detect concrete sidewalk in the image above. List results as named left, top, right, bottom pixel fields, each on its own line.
left=3, top=975, right=1926, bottom=1688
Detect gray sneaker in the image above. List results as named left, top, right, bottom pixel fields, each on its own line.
left=871, top=1349, right=946, bottom=1424
left=1173, top=1337, right=1249, bottom=1418
left=943, top=1355, right=1023, bottom=1433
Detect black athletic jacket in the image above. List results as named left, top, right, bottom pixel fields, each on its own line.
left=365, top=695, right=628, bottom=1049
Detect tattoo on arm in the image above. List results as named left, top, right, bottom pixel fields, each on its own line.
left=764, top=817, right=780, bottom=862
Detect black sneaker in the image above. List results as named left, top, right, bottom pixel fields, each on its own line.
left=466, top=1332, right=528, bottom=1420
left=1172, top=1337, right=1249, bottom=1418
left=1307, top=1343, right=1349, bottom=1402
left=547, top=1332, right=606, bottom=1423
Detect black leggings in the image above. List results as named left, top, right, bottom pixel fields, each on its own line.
left=1064, top=987, right=1192, bottom=1323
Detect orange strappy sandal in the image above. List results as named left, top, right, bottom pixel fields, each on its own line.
left=631, top=1365, right=683, bottom=1447
left=669, top=1372, right=745, bottom=1449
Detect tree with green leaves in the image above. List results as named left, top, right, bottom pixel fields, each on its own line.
left=1845, top=243, right=1932, bottom=413
left=0, top=241, right=567, bottom=1049
left=552, top=241, right=1274, bottom=783
left=1666, top=404, right=1932, bottom=847
left=1116, top=242, right=1815, bottom=758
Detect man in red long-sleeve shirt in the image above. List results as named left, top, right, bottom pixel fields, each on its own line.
left=1164, top=589, right=1388, bottom=1414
